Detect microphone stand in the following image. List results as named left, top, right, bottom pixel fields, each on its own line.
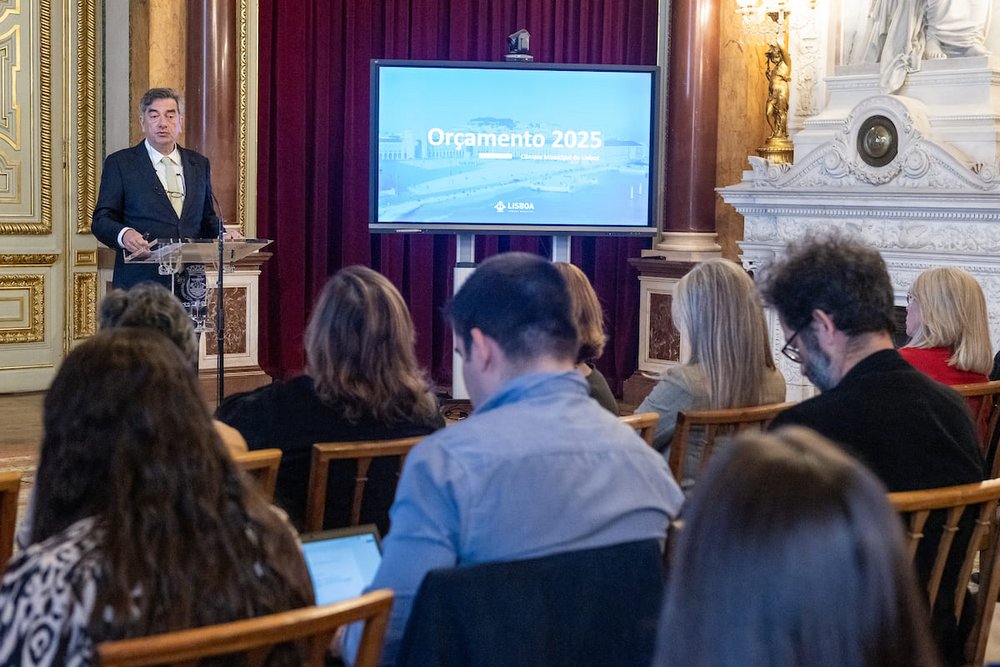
left=214, top=197, right=226, bottom=406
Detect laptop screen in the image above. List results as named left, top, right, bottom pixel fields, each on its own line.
left=301, top=525, right=383, bottom=606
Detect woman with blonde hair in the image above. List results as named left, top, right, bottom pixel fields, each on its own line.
left=636, top=258, right=785, bottom=486
left=902, top=267, right=993, bottom=384
left=217, top=266, right=444, bottom=532
left=655, top=427, right=941, bottom=667
left=554, top=262, right=617, bottom=414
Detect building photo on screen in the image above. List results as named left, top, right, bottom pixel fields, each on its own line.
left=370, top=60, right=659, bottom=235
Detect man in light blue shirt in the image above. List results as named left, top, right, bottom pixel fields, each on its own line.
left=342, top=252, right=683, bottom=665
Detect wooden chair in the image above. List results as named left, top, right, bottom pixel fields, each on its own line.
left=232, top=449, right=282, bottom=502
left=951, top=380, right=1000, bottom=476
left=97, top=589, right=394, bottom=667
left=667, top=402, right=795, bottom=485
left=619, top=412, right=659, bottom=448
left=0, top=470, right=21, bottom=571
left=305, top=436, right=424, bottom=533
left=888, top=478, right=1000, bottom=667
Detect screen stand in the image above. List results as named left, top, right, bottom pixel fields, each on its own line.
left=451, top=234, right=477, bottom=400
left=551, top=236, right=571, bottom=263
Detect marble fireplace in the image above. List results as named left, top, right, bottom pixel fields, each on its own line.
left=720, top=58, right=1000, bottom=399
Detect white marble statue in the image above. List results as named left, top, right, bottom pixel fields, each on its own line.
left=855, top=0, right=992, bottom=93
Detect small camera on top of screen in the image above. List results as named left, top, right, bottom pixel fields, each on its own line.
left=505, top=29, right=532, bottom=62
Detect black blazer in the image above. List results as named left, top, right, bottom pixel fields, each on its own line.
left=92, top=142, right=221, bottom=289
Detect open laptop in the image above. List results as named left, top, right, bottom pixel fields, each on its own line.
left=300, top=525, right=383, bottom=605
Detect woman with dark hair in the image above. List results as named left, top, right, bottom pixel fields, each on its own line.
left=0, top=329, right=313, bottom=665
left=655, top=426, right=940, bottom=667
left=216, top=266, right=444, bottom=532
left=554, top=262, right=617, bottom=414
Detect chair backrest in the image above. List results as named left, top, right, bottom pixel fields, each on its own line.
left=305, top=436, right=424, bottom=533
left=232, top=449, right=282, bottom=502
left=0, top=470, right=22, bottom=571
left=950, top=380, right=1000, bottom=476
left=667, top=401, right=795, bottom=484
left=97, top=589, right=394, bottom=667
left=888, top=478, right=1000, bottom=666
left=395, top=539, right=664, bottom=667
left=619, top=412, right=659, bottom=447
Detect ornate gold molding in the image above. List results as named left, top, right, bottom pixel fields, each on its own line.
left=0, top=0, right=51, bottom=235
left=0, top=252, right=56, bottom=265
left=75, top=249, right=96, bottom=265
left=73, top=271, right=96, bottom=338
left=75, top=0, right=97, bottom=233
left=0, top=1, right=19, bottom=26
left=0, top=272, right=43, bottom=342
left=236, top=0, right=248, bottom=233
left=0, top=23, right=21, bottom=150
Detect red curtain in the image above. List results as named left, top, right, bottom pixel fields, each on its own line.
left=257, top=0, right=658, bottom=393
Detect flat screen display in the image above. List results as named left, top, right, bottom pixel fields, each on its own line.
left=370, top=60, right=659, bottom=236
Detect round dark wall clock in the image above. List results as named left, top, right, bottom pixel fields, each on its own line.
left=857, top=115, right=898, bottom=167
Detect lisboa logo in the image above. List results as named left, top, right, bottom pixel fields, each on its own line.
left=494, top=200, right=534, bottom=213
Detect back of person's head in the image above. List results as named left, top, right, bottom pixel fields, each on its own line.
left=673, top=258, right=775, bottom=409
left=35, top=328, right=309, bottom=641
left=139, top=87, right=183, bottom=114
left=907, top=267, right=993, bottom=374
left=306, top=265, right=438, bottom=425
left=758, top=233, right=895, bottom=336
left=100, top=282, right=198, bottom=368
left=656, top=426, right=940, bottom=667
left=448, top=252, right=578, bottom=365
left=553, top=262, right=606, bottom=363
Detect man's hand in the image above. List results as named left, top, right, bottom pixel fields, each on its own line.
left=223, top=226, right=244, bottom=241
left=122, top=229, right=151, bottom=258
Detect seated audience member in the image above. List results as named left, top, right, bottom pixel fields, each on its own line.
left=901, top=267, right=992, bottom=385
left=761, top=235, right=983, bottom=491
left=656, top=427, right=941, bottom=667
left=341, top=252, right=683, bottom=666
left=0, top=330, right=313, bottom=666
left=100, top=282, right=247, bottom=454
left=216, top=266, right=444, bottom=533
left=636, top=258, right=785, bottom=483
left=901, top=267, right=992, bottom=433
left=760, top=235, right=983, bottom=665
left=14, top=282, right=247, bottom=553
left=554, top=261, right=617, bottom=414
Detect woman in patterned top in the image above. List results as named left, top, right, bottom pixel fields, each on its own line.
left=0, top=329, right=313, bottom=665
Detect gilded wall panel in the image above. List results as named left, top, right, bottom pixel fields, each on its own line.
left=72, top=271, right=96, bottom=338
left=0, top=272, right=44, bottom=343
left=0, top=24, right=20, bottom=149
left=75, top=0, right=96, bottom=233
left=0, top=0, right=52, bottom=234
left=0, top=1, right=17, bottom=25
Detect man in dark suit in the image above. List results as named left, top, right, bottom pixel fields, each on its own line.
left=92, top=87, right=221, bottom=290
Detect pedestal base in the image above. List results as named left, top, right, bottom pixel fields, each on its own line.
left=199, top=366, right=271, bottom=404
left=621, top=371, right=658, bottom=415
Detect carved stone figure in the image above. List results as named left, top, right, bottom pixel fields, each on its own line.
left=855, top=0, right=992, bottom=93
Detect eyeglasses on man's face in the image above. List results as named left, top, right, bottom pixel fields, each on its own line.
left=781, top=323, right=809, bottom=363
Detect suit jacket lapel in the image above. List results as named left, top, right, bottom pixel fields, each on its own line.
left=178, top=146, right=201, bottom=223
